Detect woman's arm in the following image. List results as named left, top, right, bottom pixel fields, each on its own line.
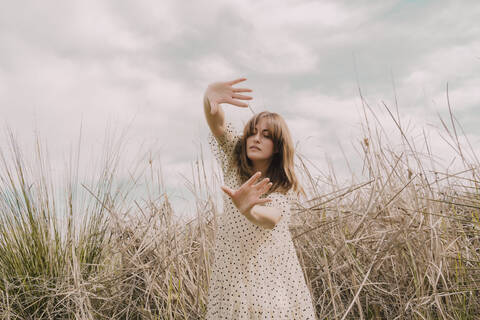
left=203, top=78, right=252, bottom=139
left=204, top=94, right=226, bottom=138
left=244, top=205, right=281, bottom=230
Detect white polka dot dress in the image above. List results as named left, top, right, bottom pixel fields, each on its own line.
left=206, top=121, right=317, bottom=319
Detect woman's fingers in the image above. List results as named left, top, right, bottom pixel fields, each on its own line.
left=205, top=79, right=252, bottom=109
left=220, top=185, right=234, bottom=197
left=261, top=182, right=273, bottom=194
left=244, top=171, right=262, bottom=188
left=233, top=88, right=252, bottom=93
left=258, top=182, right=272, bottom=195
left=227, top=78, right=247, bottom=86
left=253, top=177, right=269, bottom=188
left=226, top=98, right=248, bottom=108
left=232, top=93, right=252, bottom=100
left=257, top=198, right=273, bottom=205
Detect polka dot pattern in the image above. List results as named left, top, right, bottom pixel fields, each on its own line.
left=206, top=121, right=317, bottom=319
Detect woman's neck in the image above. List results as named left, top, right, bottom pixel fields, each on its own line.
left=252, top=159, right=272, bottom=178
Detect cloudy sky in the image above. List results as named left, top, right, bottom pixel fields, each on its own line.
left=1, top=0, right=479, bottom=217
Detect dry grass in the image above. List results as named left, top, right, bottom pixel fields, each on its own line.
left=0, top=94, right=479, bottom=319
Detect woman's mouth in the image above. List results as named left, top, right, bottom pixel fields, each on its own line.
left=250, top=146, right=261, bottom=151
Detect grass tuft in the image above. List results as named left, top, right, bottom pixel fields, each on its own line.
left=0, top=94, right=479, bottom=319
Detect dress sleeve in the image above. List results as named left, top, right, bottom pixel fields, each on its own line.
left=207, top=121, right=241, bottom=175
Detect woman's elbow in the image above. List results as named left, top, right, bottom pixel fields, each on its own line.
left=269, top=215, right=283, bottom=230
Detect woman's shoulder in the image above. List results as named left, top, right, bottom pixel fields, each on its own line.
left=208, top=121, right=242, bottom=172
left=209, top=121, right=240, bottom=146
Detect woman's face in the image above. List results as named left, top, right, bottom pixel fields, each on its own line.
left=246, top=117, right=275, bottom=161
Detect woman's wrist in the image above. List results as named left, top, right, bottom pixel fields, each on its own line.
left=242, top=205, right=275, bottom=230
left=241, top=206, right=255, bottom=220
left=204, top=94, right=215, bottom=116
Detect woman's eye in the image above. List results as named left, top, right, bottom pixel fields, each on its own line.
left=250, top=130, right=270, bottom=138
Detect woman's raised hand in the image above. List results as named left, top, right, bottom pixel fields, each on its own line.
left=204, top=78, right=253, bottom=115
left=220, top=172, right=273, bottom=216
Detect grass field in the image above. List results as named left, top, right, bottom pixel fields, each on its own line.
left=0, top=99, right=479, bottom=319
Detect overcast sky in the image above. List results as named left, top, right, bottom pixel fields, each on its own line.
left=1, top=0, right=479, bottom=217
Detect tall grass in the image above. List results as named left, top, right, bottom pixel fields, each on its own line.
left=0, top=128, right=111, bottom=318
left=0, top=94, right=479, bottom=319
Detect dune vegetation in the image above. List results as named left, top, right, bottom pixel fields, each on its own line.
left=0, top=95, right=479, bottom=319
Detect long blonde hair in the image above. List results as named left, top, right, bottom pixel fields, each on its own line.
left=232, top=111, right=305, bottom=198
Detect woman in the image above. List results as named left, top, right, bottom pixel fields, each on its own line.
left=204, top=78, right=317, bottom=319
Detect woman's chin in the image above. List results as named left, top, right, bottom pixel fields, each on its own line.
left=248, top=156, right=266, bottom=162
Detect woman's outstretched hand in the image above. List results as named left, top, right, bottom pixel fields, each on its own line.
left=204, top=78, right=253, bottom=115
left=220, top=172, right=273, bottom=216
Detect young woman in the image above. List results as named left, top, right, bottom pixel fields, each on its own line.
left=204, top=78, right=317, bottom=319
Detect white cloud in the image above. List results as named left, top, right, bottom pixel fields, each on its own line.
left=237, top=38, right=318, bottom=74
left=0, top=0, right=479, bottom=214
left=192, top=55, right=239, bottom=82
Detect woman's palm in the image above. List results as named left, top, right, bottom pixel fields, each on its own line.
left=205, top=78, right=253, bottom=115
left=221, top=172, right=273, bottom=216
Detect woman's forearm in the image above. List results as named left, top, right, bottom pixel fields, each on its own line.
left=204, top=95, right=226, bottom=137
left=243, top=205, right=281, bottom=230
